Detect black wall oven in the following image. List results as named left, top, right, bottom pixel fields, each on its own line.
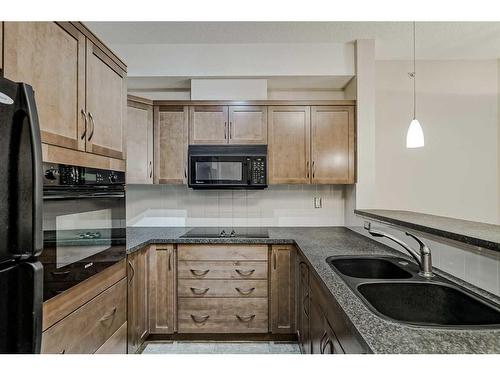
left=40, top=163, right=126, bottom=301
left=188, top=145, right=267, bottom=189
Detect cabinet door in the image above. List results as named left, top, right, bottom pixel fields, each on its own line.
left=86, top=40, right=126, bottom=160
left=310, top=297, right=325, bottom=355
left=127, top=247, right=149, bottom=354
left=127, top=99, right=153, bottom=184
left=189, top=106, right=228, bottom=144
left=3, top=22, right=86, bottom=151
left=298, top=261, right=311, bottom=354
left=228, top=106, right=267, bottom=144
left=270, top=245, right=295, bottom=334
left=322, top=319, right=344, bottom=354
left=149, top=245, right=176, bottom=334
left=268, top=106, right=311, bottom=184
left=155, top=106, right=189, bottom=184
left=311, top=106, right=355, bottom=184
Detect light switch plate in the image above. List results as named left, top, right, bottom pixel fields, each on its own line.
left=314, top=197, right=322, bottom=208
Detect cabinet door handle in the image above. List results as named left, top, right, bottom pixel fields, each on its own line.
left=319, top=331, right=328, bottom=354
left=229, top=121, right=232, bottom=139
left=59, top=349, right=66, bottom=354
left=80, top=109, right=88, bottom=140
left=184, top=165, right=187, bottom=179
left=235, top=287, right=255, bottom=295
left=235, top=269, right=255, bottom=277
left=224, top=122, right=227, bottom=139
left=273, top=252, right=277, bottom=270
left=168, top=252, right=172, bottom=271
left=99, top=307, right=117, bottom=322
left=88, top=112, right=95, bottom=141
left=190, top=269, right=209, bottom=276
left=306, top=161, right=310, bottom=178
left=312, top=161, right=316, bottom=179
left=190, top=314, right=210, bottom=323
left=190, top=287, right=209, bottom=296
left=149, top=161, right=152, bottom=179
left=236, top=314, right=256, bottom=322
left=128, top=260, right=135, bottom=283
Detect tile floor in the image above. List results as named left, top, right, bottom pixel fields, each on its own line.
left=140, top=341, right=301, bottom=354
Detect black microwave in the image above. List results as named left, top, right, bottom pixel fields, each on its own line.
left=188, top=145, right=267, bottom=189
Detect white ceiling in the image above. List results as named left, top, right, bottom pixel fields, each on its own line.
left=86, top=21, right=500, bottom=60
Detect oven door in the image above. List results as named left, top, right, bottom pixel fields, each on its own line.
left=189, top=156, right=249, bottom=188
left=40, top=188, right=126, bottom=301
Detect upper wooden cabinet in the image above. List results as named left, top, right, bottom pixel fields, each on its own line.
left=189, top=106, right=228, bottom=144
left=189, top=105, right=268, bottom=145
left=3, top=22, right=127, bottom=167
left=268, top=106, right=311, bottom=184
left=127, top=97, right=153, bottom=184
left=228, top=106, right=267, bottom=144
left=3, top=22, right=86, bottom=151
left=270, top=245, right=296, bottom=334
left=311, top=106, right=355, bottom=184
left=86, top=41, right=126, bottom=160
left=155, top=106, right=189, bottom=184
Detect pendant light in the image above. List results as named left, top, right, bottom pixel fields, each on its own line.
left=406, top=21, right=425, bottom=148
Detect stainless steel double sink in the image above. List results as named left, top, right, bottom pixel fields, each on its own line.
left=327, top=256, right=500, bottom=328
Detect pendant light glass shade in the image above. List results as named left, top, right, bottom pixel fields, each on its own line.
left=406, top=22, right=424, bottom=149
left=406, top=119, right=424, bottom=148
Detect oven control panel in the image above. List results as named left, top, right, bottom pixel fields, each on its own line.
left=250, top=157, right=267, bottom=185
left=43, top=163, right=125, bottom=186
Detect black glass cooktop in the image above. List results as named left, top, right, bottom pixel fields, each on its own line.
left=181, top=227, right=269, bottom=239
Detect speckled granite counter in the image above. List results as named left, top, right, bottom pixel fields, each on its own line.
left=127, top=226, right=500, bottom=354
left=355, top=209, right=500, bottom=252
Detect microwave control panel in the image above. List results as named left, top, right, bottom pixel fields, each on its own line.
left=250, top=157, right=267, bottom=185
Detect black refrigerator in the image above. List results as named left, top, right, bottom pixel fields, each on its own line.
left=0, top=76, right=43, bottom=353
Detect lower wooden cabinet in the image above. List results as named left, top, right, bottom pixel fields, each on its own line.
left=270, top=245, right=296, bottom=334
left=95, top=322, right=127, bottom=354
left=148, top=244, right=176, bottom=334
left=297, top=259, right=311, bottom=353
left=127, top=246, right=150, bottom=354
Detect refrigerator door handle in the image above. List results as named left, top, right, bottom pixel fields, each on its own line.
left=21, top=84, right=43, bottom=258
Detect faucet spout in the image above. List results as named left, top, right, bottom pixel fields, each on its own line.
left=364, top=222, right=434, bottom=278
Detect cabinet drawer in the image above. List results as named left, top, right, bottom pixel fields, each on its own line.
left=178, top=298, right=268, bottom=333
left=41, top=278, right=127, bottom=354
left=178, top=244, right=268, bottom=261
left=178, top=261, right=268, bottom=279
left=95, top=322, right=127, bottom=354
left=178, top=279, right=268, bottom=298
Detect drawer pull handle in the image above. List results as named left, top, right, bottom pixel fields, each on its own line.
left=99, top=307, right=117, bottom=322
left=235, top=269, right=255, bottom=277
left=319, top=331, right=328, bottom=354
left=190, top=314, right=210, bottom=323
left=190, top=287, right=209, bottom=295
left=59, top=349, right=66, bottom=354
left=50, top=270, right=71, bottom=277
left=235, top=287, right=255, bottom=295
left=236, top=314, right=256, bottom=322
left=190, top=269, right=209, bottom=276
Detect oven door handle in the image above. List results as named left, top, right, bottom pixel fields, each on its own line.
left=43, top=192, right=125, bottom=200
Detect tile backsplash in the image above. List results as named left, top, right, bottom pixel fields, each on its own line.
left=126, top=184, right=346, bottom=227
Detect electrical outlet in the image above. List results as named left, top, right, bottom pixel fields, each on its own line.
left=314, top=197, right=322, bottom=208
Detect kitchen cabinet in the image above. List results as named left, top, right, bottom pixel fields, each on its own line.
left=311, top=106, right=355, bottom=184
left=148, top=244, right=176, bottom=334
left=127, top=246, right=149, bottom=354
left=3, top=22, right=86, bottom=152
left=189, top=105, right=267, bottom=145
left=270, top=245, right=296, bottom=334
left=0, top=22, right=3, bottom=71
left=127, top=96, right=153, bottom=184
left=189, top=105, right=228, bottom=144
left=3, top=22, right=127, bottom=169
left=155, top=105, right=189, bottom=184
left=85, top=40, right=126, bottom=160
left=228, top=106, right=267, bottom=144
left=268, top=106, right=311, bottom=184
left=297, top=259, right=311, bottom=354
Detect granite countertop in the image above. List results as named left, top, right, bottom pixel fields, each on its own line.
left=126, top=226, right=500, bottom=354
left=355, top=209, right=500, bottom=252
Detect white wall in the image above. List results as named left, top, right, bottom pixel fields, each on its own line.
left=127, top=185, right=345, bottom=227
left=375, top=59, right=499, bottom=224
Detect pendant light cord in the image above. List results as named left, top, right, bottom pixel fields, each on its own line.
left=413, top=21, right=416, bottom=120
